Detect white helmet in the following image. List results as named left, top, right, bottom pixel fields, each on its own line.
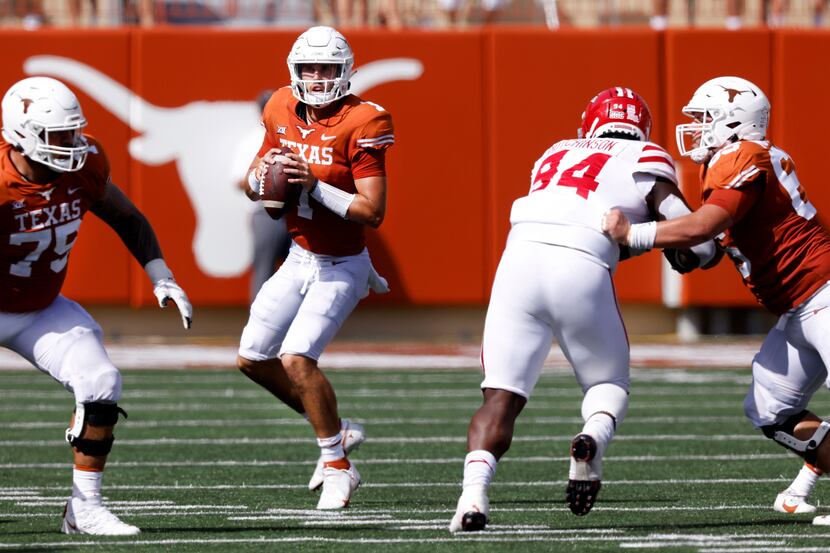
left=287, top=26, right=354, bottom=108
left=1, top=76, right=88, bottom=172
left=676, top=76, right=770, bottom=164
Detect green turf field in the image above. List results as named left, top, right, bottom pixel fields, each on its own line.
left=2, top=367, right=830, bottom=552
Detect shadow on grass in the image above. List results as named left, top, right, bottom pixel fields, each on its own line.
left=559, top=517, right=815, bottom=532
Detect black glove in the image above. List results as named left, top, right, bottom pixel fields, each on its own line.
left=663, top=248, right=700, bottom=274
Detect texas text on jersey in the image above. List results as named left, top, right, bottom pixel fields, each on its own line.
left=0, top=136, right=109, bottom=312
left=511, top=138, right=676, bottom=271
left=701, top=140, right=830, bottom=314
left=259, top=87, right=394, bottom=256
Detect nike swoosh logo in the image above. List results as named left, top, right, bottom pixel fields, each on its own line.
left=321, top=134, right=336, bottom=140
left=781, top=500, right=800, bottom=513
left=68, top=187, right=82, bottom=195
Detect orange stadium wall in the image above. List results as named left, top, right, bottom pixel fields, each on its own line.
left=2, top=28, right=830, bottom=308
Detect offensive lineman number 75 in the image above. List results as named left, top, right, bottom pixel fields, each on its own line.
left=8, top=220, right=81, bottom=277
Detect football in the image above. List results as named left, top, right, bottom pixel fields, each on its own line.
left=259, top=147, right=298, bottom=219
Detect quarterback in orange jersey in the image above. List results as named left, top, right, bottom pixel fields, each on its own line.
left=603, top=76, right=830, bottom=519
left=236, top=26, right=391, bottom=510
left=0, top=77, right=192, bottom=535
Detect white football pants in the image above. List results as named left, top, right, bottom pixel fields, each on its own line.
left=0, top=295, right=121, bottom=403
left=745, top=282, right=830, bottom=427
left=481, top=238, right=630, bottom=399
left=239, top=242, right=371, bottom=362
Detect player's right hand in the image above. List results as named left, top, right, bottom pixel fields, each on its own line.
left=601, top=209, right=631, bottom=244
left=255, top=149, right=283, bottom=181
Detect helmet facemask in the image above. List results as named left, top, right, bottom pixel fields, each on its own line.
left=288, top=62, right=351, bottom=108
left=675, top=107, right=724, bottom=164
left=24, top=117, right=89, bottom=172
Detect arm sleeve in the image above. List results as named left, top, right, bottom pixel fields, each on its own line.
left=90, top=182, right=163, bottom=266
left=705, top=179, right=762, bottom=223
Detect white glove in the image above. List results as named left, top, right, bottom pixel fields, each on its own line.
left=153, top=278, right=193, bottom=329
left=145, top=258, right=193, bottom=329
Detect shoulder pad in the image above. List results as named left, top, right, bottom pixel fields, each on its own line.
left=707, top=141, right=769, bottom=190
left=634, top=142, right=677, bottom=185
left=355, top=108, right=394, bottom=150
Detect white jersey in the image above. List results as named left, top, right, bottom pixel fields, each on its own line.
left=509, top=138, right=676, bottom=270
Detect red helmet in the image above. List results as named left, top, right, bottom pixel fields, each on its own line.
left=579, top=87, right=652, bottom=141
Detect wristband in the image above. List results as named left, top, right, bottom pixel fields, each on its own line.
left=144, top=258, right=174, bottom=284
left=310, top=180, right=355, bottom=219
left=626, top=221, right=657, bottom=250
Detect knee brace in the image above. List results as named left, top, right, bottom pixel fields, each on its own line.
left=65, top=402, right=127, bottom=457
left=761, top=411, right=830, bottom=465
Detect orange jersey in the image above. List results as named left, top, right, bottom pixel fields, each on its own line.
left=0, top=137, right=109, bottom=312
left=701, top=140, right=830, bottom=314
left=259, top=87, right=393, bottom=256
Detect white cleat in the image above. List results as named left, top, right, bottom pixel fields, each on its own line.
left=61, top=497, right=141, bottom=536
left=316, top=462, right=361, bottom=510
left=774, top=492, right=817, bottom=514
left=309, top=420, right=366, bottom=491
left=448, top=486, right=489, bottom=533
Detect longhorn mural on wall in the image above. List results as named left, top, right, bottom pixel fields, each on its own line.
left=23, top=55, right=424, bottom=277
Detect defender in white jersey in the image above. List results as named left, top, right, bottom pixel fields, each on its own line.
left=449, top=87, right=719, bottom=532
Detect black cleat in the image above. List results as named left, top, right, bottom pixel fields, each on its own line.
left=566, top=434, right=601, bottom=516
left=461, top=511, right=488, bottom=531
left=566, top=479, right=602, bottom=516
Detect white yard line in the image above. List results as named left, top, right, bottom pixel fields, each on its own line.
left=0, top=478, right=797, bottom=492
left=5, top=415, right=746, bottom=429
left=0, top=453, right=793, bottom=470
left=0, top=400, right=749, bottom=412
left=4, top=532, right=830, bottom=549
left=0, top=342, right=763, bottom=370
left=0, top=434, right=770, bottom=447
left=0, top=387, right=750, bottom=400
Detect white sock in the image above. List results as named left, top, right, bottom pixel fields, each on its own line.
left=786, top=463, right=822, bottom=497
left=72, top=468, right=103, bottom=505
left=581, top=412, right=616, bottom=456
left=317, top=433, right=345, bottom=462
left=462, top=450, right=497, bottom=491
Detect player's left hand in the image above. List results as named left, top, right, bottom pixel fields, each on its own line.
left=663, top=248, right=700, bottom=274
left=153, top=278, right=193, bottom=329
left=282, top=152, right=316, bottom=191
left=601, top=209, right=631, bottom=244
